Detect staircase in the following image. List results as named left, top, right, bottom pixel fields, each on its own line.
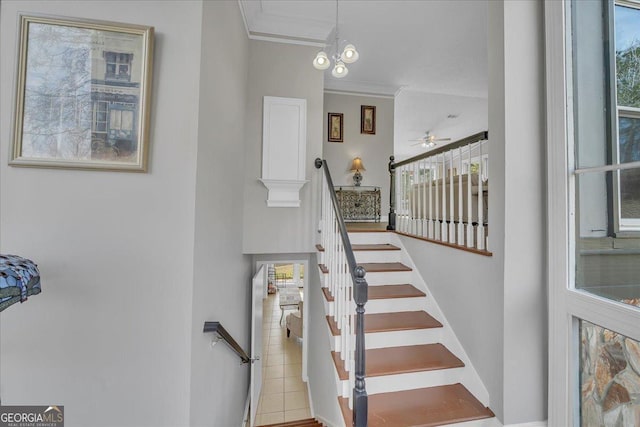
left=259, top=418, right=323, bottom=427
left=317, top=230, right=497, bottom=427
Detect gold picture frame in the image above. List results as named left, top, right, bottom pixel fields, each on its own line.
left=328, top=112, right=343, bottom=142
left=361, top=105, right=376, bottom=135
left=10, top=15, right=154, bottom=172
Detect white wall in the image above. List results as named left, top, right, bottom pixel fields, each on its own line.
left=397, top=237, right=504, bottom=420
left=489, top=0, right=547, bottom=424
left=399, top=2, right=547, bottom=425
left=188, top=2, right=252, bottom=425
left=306, top=254, right=343, bottom=426
left=243, top=41, right=324, bottom=254
left=0, top=1, right=202, bottom=425
left=322, top=93, right=394, bottom=220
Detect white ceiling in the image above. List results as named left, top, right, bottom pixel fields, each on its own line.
left=239, top=0, right=489, bottom=158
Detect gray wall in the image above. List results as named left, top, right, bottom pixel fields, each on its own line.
left=323, top=93, right=394, bottom=219
left=0, top=1, right=202, bottom=425
left=401, top=2, right=547, bottom=425
left=243, top=41, right=324, bottom=254
left=306, top=254, right=343, bottom=426
left=499, top=1, right=547, bottom=424
left=189, top=2, right=252, bottom=425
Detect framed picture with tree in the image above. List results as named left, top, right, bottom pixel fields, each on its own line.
left=361, top=105, right=376, bottom=134
left=10, top=14, right=154, bottom=171
left=328, top=112, right=343, bottom=142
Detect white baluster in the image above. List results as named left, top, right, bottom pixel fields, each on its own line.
left=449, top=149, right=455, bottom=243
left=477, top=142, right=485, bottom=250
left=467, top=143, right=473, bottom=247
left=434, top=158, right=440, bottom=240
left=418, top=160, right=428, bottom=237
left=441, top=154, right=447, bottom=242
left=428, top=156, right=433, bottom=239
left=457, top=147, right=464, bottom=245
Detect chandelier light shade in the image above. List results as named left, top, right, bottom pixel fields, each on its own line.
left=342, top=44, right=359, bottom=63
left=313, top=0, right=359, bottom=79
left=332, top=60, right=348, bottom=78
left=313, top=51, right=330, bottom=70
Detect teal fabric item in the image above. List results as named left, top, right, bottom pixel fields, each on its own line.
left=0, top=255, right=41, bottom=312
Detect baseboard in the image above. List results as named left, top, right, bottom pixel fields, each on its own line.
left=241, top=387, right=250, bottom=427
left=315, top=414, right=339, bottom=427
left=505, top=421, right=547, bottom=427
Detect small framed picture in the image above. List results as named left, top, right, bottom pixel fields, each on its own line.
left=328, top=112, right=343, bottom=142
left=10, top=14, right=154, bottom=171
left=361, top=105, right=376, bottom=135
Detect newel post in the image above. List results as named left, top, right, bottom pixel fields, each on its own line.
left=387, top=155, right=396, bottom=230
left=353, top=265, right=368, bottom=427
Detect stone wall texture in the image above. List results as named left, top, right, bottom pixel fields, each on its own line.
left=581, top=302, right=640, bottom=426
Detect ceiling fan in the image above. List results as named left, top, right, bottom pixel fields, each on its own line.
left=410, top=131, right=451, bottom=148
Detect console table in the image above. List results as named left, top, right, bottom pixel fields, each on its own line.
left=335, top=186, right=381, bottom=222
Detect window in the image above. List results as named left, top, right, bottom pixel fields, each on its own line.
left=615, top=3, right=640, bottom=230
left=570, top=0, right=640, bottom=305
left=104, top=51, right=133, bottom=81
left=92, top=101, right=108, bottom=133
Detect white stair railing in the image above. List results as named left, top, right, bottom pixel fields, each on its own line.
left=388, top=132, right=490, bottom=252
left=316, top=158, right=368, bottom=427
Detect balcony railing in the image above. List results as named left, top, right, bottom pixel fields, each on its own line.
left=388, top=131, right=491, bottom=254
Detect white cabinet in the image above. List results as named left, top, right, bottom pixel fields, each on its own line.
left=260, top=96, right=308, bottom=207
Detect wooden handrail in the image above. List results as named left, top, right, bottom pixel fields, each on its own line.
left=394, top=131, right=488, bottom=168
left=203, top=321, right=251, bottom=364
left=315, top=158, right=368, bottom=427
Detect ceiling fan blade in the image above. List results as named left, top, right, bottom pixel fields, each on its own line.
left=409, top=139, right=426, bottom=142
left=411, top=141, right=426, bottom=146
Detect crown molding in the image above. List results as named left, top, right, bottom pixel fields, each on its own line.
left=324, top=80, right=400, bottom=98
left=238, top=0, right=331, bottom=47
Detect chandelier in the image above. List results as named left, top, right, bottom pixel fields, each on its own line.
left=312, top=0, right=359, bottom=78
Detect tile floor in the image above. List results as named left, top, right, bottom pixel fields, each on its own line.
left=255, top=291, right=310, bottom=426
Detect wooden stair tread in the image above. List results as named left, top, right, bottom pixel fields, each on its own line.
left=321, top=287, right=334, bottom=302
left=316, top=243, right=400, bottom=252
left=331, top=343, right=464, bottom=380
left=326, top=311, right=442, bottom=336
left=366, top=311, right=442, bottom=332
left=369, top=284, right=425, bottom=299
left=318, top=264, right=328, bottom=274
left=338, top=383, right=494, bottom=427
left=360, top=262, right=412, bottom=272
left=352, top=243, right=401, bottom=251
left=258, top=418, right=322, bottom=427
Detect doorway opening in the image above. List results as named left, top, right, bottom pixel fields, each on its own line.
left=254, top=259, right=310, bottom=425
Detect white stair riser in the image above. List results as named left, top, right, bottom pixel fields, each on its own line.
left=348, top=232, right=392, bottom=245
left=327, top=327, right=443, bottom=351
left=354, top=250, right=402, bottom=264
left=449, top=418, right=503, bottom=427
left=365, top=328, right=443, bottom=349
left=365, top=297, right=426, bottom=314
left=323, top=297, right=426, bottom=315
left=364, top=271, right=413, bottom=285
left=338, top=368, right=465, bottom=396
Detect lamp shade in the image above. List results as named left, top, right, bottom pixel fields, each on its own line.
left=332, top=60, right=348, bottom=78
left=313, top=51, right=330, bottom=70
left=342, top=44, right=359, bottom=63
left=350, top=157, right=365, bottom=172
